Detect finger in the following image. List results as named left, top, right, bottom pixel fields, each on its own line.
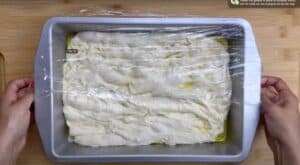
left=6, top=77, right=33, bottom=93
left=261, top=76, right=295, bottom=100
left=261, top=76, right=268, bottom=86
left=261, top=92, right=277, bottom=115
left=17, top=88, right=27, bottom=99
left=17, top=84, right=34, bottom=99
left=261, top=76, right=290, bottom=92
left=4, top=77, right=34, bottom=104
left=14, top=88, right=34, bottom=110
left=262, top=88, right=279, bottom=103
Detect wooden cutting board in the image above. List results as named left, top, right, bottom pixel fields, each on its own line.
left=0, top=0, right=299, bottom=164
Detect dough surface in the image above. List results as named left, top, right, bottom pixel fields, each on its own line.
left=63, top=31, right=232, bottom=147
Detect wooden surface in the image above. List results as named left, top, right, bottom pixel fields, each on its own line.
left=0, top=53, right=5, bottom=93
left=0, top=0, right=299, bottom=164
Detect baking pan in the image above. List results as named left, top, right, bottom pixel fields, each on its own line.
left=34, top=17, right=261, bottom=162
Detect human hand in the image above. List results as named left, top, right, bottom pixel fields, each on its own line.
left=261, top=76, right=300, bottom=165
left=0, top=77, right=34, bottom=165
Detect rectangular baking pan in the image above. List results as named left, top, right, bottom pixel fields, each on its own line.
left=34, top=17, right=261, bottom=162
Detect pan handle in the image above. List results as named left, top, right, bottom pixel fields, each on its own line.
left=34, top=18, right=56, bottom=161
left=236, top=18, right=261, bottom=161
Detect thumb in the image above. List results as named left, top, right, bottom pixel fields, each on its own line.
left=15, top=88, right=34, bottom=109
left=261, top=89, right=277, bottom=115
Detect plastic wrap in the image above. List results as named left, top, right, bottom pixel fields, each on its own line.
left=67, top=6, right=172, bottom=17
left=34, top=16, right=261, bottom=162
left=60, top=24, right=246, bottom=147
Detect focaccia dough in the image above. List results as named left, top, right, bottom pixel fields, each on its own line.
left=63, top=31, right=232, bottom=147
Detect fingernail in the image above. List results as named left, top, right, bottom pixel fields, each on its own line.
left=261, top=77, right=267, bottom=85
left=28, top=81, right=35, bottom=89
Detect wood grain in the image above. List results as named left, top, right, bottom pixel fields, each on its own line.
left=0, top=53, right=5, bottom=93
left=0, top=0, right=299, bottom=164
